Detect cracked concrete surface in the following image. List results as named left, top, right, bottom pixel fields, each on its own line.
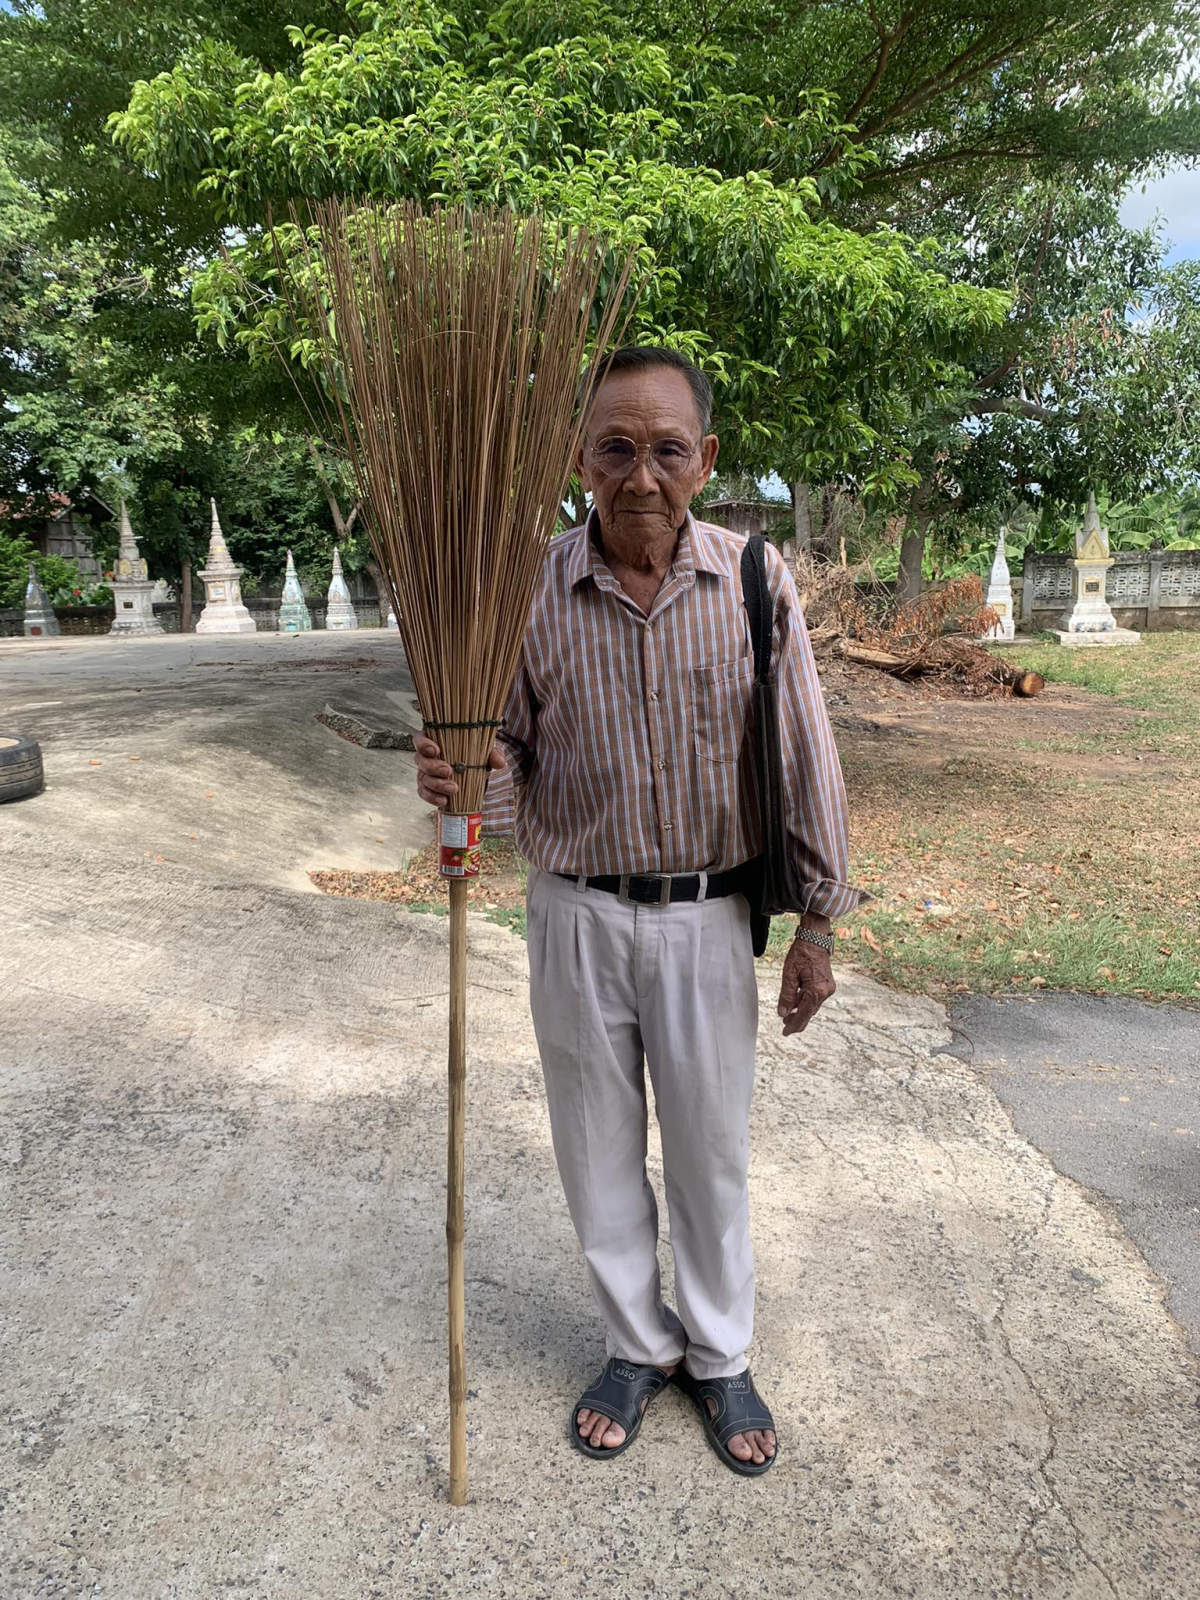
left=4, top=841, right=1198, bottom=1598
left=2, top=634, right=1198, bottom=1598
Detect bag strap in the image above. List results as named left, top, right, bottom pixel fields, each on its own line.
left=740, top=533, right=773, bottom=684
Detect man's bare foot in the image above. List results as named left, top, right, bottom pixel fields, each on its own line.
left=576, top=1361, right=678, bottom=1450
left=576, top=1366, right=776, bottom=1462
left=703, top=1394, right=776, bottom=1466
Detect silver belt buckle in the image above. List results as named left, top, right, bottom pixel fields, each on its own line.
left=618, top=872, right=672, bottom=908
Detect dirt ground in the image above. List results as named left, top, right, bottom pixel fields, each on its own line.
left=316, top=637, right=1200, bottom=1005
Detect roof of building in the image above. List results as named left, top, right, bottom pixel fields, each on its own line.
left=0, top=489, right=115, bottom=522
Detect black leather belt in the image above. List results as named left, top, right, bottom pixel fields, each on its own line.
left=554, top=867, right=746, bottom=907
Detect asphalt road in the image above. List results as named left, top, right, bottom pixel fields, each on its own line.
left=948, top=992, right=1200, bottom=1354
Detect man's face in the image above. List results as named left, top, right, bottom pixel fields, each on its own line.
left=578, top=367, right=719, bottom=549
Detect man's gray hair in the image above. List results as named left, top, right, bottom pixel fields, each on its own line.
left=577, top=345, right=714, bottom=434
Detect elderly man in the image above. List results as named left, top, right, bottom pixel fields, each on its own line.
left=414, top=345, right=865, bottom=1477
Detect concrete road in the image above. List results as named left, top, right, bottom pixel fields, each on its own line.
left=2, top=634, right=1198, bottom=1598
left=0, top=630, right=429, bottom=892
left=948, top=993, right=1200, bottom=1353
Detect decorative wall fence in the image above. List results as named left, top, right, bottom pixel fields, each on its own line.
left=0, top=597, right=384, bottom=638
left=1020, top=548, right=1200, bottom=633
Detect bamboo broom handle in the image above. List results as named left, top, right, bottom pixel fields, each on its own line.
left=447, top=874, right=468, bottom=1506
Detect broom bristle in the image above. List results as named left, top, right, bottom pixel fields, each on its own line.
left=266, top=200, right=636, bottom=812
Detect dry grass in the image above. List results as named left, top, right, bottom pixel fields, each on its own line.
left=314, top=635, right=1200, bottom=1006
left=802, top=633, right=1200, bottom=1003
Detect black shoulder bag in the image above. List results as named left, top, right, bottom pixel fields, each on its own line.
left=739, top=534, right=809, bottom=957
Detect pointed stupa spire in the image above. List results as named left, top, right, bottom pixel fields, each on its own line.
left=988, top=527, right=1011, bottom=587
left=982, top=526, right=1015, bottom=641
left=23, top=561, right=60, bottom=637
left=109, top=499, right=163, bottom=636
left=1075, top=488, right=1109, bottom=560
left=118, top=497, right=140, bottom=562
left=324, top=543, right=358, bottom=630
left=196, top=498, right=255, bottom=634
left=278, top=547, right=313, bottom=633
left=207, top=497, right=234, bottom=567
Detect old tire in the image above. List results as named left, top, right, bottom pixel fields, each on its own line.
left=0, top=734, right=45, bottom=802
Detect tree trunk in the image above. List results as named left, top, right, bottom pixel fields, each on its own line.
left=180, top=560, right=192, bottom=633
left=897, top=525, right=925, bottom=603
left=308, top=436, right=361, bottom=543
left=365, top=556, right=392, bottom=619
left=1001, top=665, right=1046, bottom=697
left=791, top=481, right=812, bottom=551
left=811, top=483, right=840, bottom=562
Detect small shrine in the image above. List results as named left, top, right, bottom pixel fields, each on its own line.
left=23, top=564, right=59, bottom=637
left=1053, top=491, right=1140, bottom=647
left=324, top=546, right=358, bottom=630
left=195, top=499, right=255, bottom=635
left=277, top=550, right=313, bottom=633
left=982, top=530, right=1015, bottom=641
left=109, top=500, right=164, bottom=636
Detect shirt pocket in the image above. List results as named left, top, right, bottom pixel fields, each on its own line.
left=691, top=655, right=753, bottom=764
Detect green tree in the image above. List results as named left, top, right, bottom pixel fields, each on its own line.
left=6, top=0, right=1198, bottom=541
left=0, top=136, right=190, bottom=504
left=881, top=187, right=1200, bottom=594
left=104, top=0, right=1007, bottom=491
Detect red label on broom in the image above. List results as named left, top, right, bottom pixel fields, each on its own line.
left=438, top=812, right=482, bottom=877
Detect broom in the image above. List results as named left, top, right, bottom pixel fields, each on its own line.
left=262, top=199, right=635, bottom=1505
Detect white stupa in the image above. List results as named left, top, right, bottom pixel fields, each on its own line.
left=324, top=546, right=358, bottom=631
left=982, top=529, right=1015, bottom=641
left=109, top=500, right=164, bottom=636
left=23, top=563, right=59, bottom=637
left=195, top=499, right=255, bottom=635
left=277, top=549, right=313, bottom=633
left=1053, top=491, right=1140, bottom=647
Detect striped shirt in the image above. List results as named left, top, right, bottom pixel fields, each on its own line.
left=482, top=509, right=867, bottom=919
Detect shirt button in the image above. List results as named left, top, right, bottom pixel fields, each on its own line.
left=657, top=760, right=667, bottom=771
left=663, top=821, right=674, bottom=830
left=649, top=691, right=660, bottom=702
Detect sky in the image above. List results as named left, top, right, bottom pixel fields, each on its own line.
left=1120, top=163, right=1200, bottom=263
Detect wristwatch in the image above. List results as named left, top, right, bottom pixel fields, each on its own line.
left=793, top=924, right=835, bottom=955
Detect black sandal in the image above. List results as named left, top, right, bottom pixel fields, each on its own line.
left=673, top=1367, right=779, bottom=1476
left=569, top=1356, right=673, bottom=1460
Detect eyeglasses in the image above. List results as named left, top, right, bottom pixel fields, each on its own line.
left=584, top=436, right=700, bottom=482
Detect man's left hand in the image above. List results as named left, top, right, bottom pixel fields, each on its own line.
left=777, top=920, right=836, bottom=1037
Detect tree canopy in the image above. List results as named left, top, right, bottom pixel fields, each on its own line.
left=1, top=0, right=1198, bottom=588
left=101, top=0, right=1014, bottom=487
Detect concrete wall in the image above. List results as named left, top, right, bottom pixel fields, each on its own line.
left=0, top=599, right=386, bottom=637
left=1021, top=548, right=1200, bottom=633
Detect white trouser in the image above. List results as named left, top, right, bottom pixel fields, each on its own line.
left=525, top=865, right=760, bottom=1380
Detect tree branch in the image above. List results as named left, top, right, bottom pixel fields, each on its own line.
left=977, top=353, right=1020, bottom=391
left=816, top=18, right=1046, bottom=171
left=866, top=142, right=1040, bottom=183
left=1020, top=197, right=1057, bottom=315
left=971, top=395, right=1064, bottom=422
left=853, top=34, right=1030, bottom=144
left=842, top=5, right=925, bottom=127
left=307, top=435, right=352, bottom=540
